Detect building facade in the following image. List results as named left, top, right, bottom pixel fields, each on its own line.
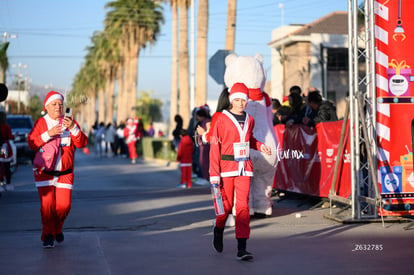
left=268, top=11, right=356, bottom=118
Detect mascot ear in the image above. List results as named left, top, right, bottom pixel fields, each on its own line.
left=254, top=53, right=264, bottom=64
left=225, top=53, right=238, bottom=67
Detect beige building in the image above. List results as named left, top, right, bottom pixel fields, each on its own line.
left=268, top=11, right=353, bottom=119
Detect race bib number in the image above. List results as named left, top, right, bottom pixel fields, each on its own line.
left=233, top=142, right=249, bottom=161
left=60, top=130, right=71, bottom=147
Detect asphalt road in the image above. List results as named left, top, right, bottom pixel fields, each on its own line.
left=0, top=151, right=413, bottom=275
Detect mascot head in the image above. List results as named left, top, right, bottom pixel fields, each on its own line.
left=224, top=53, right=267, bottom=91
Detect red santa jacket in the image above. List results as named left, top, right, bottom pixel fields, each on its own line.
left=124, top=124, right=139, bottom=144
left=209, top=110, right=263, bottom=183
left=28, top=115, right=88, bottom=189
left=177, top=135, right=194, bottom=166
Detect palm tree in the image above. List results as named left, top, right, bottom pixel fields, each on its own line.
left=226, top=0, right=236, bottom=51
left=71, top=48, right=102, bottom=130
left=178, top=0, right=190, bottom=126
left=88, top=32, right=107, bottom=124
left=0, top=42, right=10, bottom=84
left=105, top=0, right=164, bottom=121
left=169, top=0, right=179, bottom=138
left=195, top=0, right=208, bottom=107
left=90, top=31, right=120, bottom=124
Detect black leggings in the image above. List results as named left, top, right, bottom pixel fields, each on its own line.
left=1, top=162, right=11, bottom=184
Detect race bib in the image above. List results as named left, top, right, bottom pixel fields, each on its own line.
left=233, top=142, right=249, bottom=161
left=60, top=130, right=71, bottom=147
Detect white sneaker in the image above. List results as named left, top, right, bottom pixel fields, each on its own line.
left=5, top=184, right=14, bottom=191
left=176, top=183, right=187, bottom=189
left=194, top=178, right=209, bottom=186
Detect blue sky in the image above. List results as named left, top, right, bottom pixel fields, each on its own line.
left=0, top=0, right=348, bottom=102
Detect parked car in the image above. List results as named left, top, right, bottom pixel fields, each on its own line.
left=6, top=114, right=35, bottom=164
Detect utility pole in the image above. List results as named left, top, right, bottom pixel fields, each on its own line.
left=12, top=63, right=28, bottom=113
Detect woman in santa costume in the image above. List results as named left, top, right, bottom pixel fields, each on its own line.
left=28, top=91, right=88, bottom=248
left=123, top=118, right=140, bottom=164
left=210, top=83, right=271, bottom=261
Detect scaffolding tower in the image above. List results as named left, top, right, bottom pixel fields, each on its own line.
left=328, top=0, right=384, bottom=222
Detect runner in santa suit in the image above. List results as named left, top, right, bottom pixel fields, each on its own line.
left=124, top=118, right=139, bottom=164
left=28, top=91, right=88, bottom=248
left=210, top=83, right=271, bottom=261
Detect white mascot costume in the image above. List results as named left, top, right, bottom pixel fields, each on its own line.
left=224, top=53, right=278, bottom=217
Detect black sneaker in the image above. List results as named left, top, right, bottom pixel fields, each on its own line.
left=237, top=250, right=254, bottom=261
left=42, top=234, right=55, bottom=249
left=56, top=233, right=64, bottom=243
left=250, top=212, right=269, bottom=219
left=212, top=227, right=224, bottom=253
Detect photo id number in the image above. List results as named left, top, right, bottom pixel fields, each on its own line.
left=352, top=244, right=383, bottom=251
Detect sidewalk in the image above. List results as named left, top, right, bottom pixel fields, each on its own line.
left=0, top=152, right=413, bottom=274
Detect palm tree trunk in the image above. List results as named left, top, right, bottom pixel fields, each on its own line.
left=226, top=0, right=236, bottom=51
left=169, top=0, right=179, bottom=138
left=98, top=87, right=105, bottom=123
left=79, top=103, right=86, bottom=132
left=195, top=0, right=208, bottom=107
left=0, top=70, right=4, bottom=84
left=128, top=42, right=139, bottom=118
left=105, top=76, right=115, bottom=124
left=117, top=43, right=128, bottom=123
left=179, top=0, right=190, bottom=126
left=87, top=90, right=97, bottom=130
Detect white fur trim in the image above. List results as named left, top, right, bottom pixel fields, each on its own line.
left=229, top=92, right=248, bottom=102
left=44, top=94, right=63, bottom=108
left=69, top=124, right=80, bottom=136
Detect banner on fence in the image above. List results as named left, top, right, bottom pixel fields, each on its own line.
left=273, top=121, right=351, bottom=198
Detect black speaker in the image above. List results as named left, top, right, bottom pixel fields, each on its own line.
left=0, top=83, right=8, bottom=102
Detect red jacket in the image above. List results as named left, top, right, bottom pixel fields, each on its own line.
left=209, top=110, right=263, bottom=183
left=177, top=135, right=194, bottom=165
left=28, top=115, right=88, bottom=189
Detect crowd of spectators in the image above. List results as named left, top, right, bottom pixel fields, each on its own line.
left=272, top=85, right=338, bottom=127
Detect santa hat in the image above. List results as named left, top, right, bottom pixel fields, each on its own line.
left=229, top=82, right=249, bottom=102
left=41, top=91, right=64, bottom=115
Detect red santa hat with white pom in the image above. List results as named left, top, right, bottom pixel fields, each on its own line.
left=229, top=82, right=249, bottom=102
left=41, top=91, right=64, bottom=115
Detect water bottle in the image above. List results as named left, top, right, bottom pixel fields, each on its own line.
left=211, top=183, right=225, bottom=216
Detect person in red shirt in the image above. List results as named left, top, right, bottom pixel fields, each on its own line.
left=210, top=83, right=271, bottom=261
left=28, top=91, right=88, bottom=248
left=176, top=129, right=194, bottom=188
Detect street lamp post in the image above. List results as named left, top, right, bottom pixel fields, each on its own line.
left=3, top=32, right=17, bottom=43
left=279, top=3, right=284, bottom=26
